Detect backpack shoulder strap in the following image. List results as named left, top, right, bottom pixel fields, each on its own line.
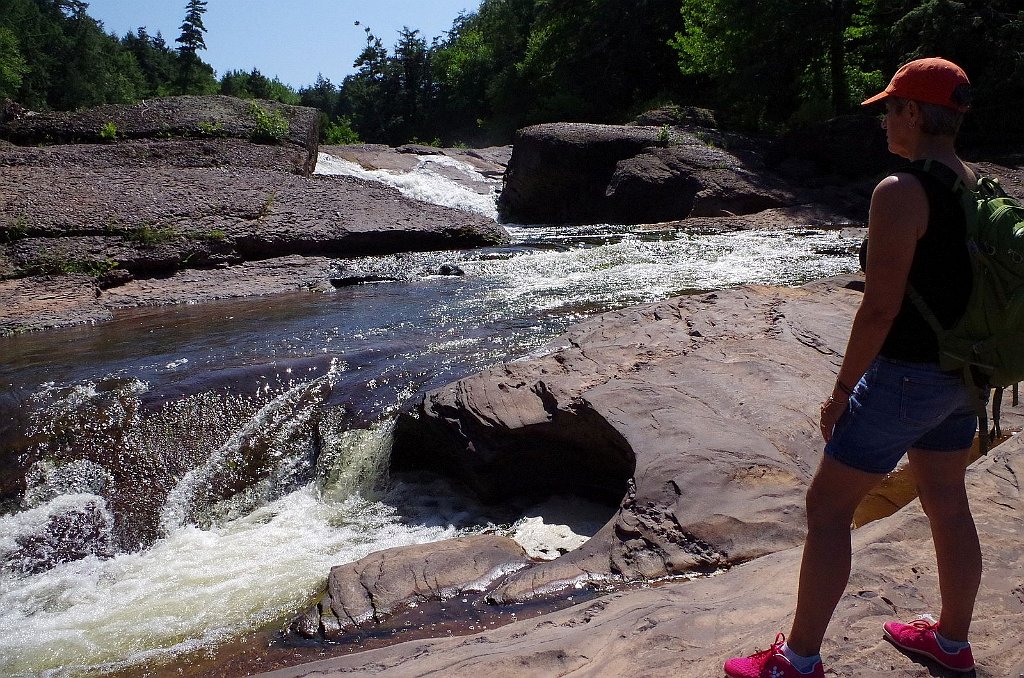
left=903, top=159, right=972, bottom=195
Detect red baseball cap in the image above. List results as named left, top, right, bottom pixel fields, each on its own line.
left=861, top=57, right=971, bottom=112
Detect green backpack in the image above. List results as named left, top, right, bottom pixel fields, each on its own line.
left=904, top=159, right=1024, bottom=448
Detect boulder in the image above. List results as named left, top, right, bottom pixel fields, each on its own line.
left=630, top=104, right=719, bottom=130
left=0, top=493, right=115, bottom=575
left=497, top=123, right=664, bottom=224
left=0, top=148, right=510, bottom=335
left=497, top=122, right=798, bottom=224
left=390, top=274, right=1023, bottom=605
left=256, top=274, right=1024, bottom=677
left=605, top=145, right=793, bottom=220
left=293, top=535, right=532, bottom=640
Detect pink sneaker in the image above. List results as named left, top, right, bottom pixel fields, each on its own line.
left=883, top=615, right=975, bottom=672
left=723, top=633, right=825, bottom=678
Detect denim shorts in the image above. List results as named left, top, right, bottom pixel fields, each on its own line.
left=824, top=356, right=979, bottom=474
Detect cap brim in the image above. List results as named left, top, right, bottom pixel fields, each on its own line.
left=860, top=91, right=889, bottom=106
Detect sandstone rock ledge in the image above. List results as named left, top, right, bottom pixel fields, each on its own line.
left=267, top=276, right=1023, bottom=677
left=0, top=97, right=510, bottom=335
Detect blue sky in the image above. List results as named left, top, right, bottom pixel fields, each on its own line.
left=85, top=0, right=481, bottom=90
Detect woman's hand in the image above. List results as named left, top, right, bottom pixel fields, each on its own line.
left=819, top=394, right=849, bottom=443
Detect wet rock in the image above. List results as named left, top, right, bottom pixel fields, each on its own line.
left=0, top=494, right=115, bottom=575
left=294, top=535, right=531, bottom=640
left=437, top=263, right=464, bottom=276
left=320, top=143, right=510, bottom=190
left=0, top=145, right=508, bottom=335
left=0, top=274, right=111, bottom=334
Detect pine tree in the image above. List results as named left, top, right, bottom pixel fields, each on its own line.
left=174, top=0, right=215, bottom=94
left=176, top=0, right=208, bottom=57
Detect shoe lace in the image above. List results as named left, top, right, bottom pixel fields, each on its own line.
left=747, top=632, right=787, bottom=665
left=909, top=617, right=940, bottom=632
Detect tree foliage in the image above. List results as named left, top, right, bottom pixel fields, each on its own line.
left=175, top=0, right=207, bottom=55
left=671, top=0, right=1024, bottom=135
left=340, top=0, right=689, bottom=144
left=2, top=0, right=1020, bottom=146
left=220, top=68, right=299, bottom=104
left=0, top=0, right=220, bottom=109
left=175, top=0, right=215, bottom=93
left=0, top=26, right=28, bottom=100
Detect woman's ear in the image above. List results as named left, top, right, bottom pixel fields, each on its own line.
left=904, top=99, right=921, bottom=125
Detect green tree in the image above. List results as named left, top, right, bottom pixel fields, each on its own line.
left=512, top=0, right=688, bottom=124
left=430, top=15, right=494, bottom=140
left=176, top=0, right=207, bottom=56
left=445, top=0, right=538, bottom=139
left=340, top=25, right=401, bottom=142
left=849, top=0, right=1024, bottom=144
left=218, top=68, right=299, bottom=103
left=55, top=8, right=145, bottom=108
left=122, top=27, right=178, bottom=97
left=175, top=0, right=215, bottom=93
left=299, top=73, right=340, bottom=116
left=671, top=0, right=854, bottom=129
left=393, top=27, right=431, bottom=141
left=0, top=26, right=28, bottom=99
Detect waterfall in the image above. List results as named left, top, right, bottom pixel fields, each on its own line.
left=314, top=152, right=500, bottom=220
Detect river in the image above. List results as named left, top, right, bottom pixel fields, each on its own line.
left=0, top=151, right=862, bottom=677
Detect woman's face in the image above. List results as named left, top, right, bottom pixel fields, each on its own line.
left=881, top=100, right=915, bottom=159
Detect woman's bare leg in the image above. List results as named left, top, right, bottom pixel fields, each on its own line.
left=786, top=455, right=885, bottom=657
left=907, top=447, right=980, bottom=641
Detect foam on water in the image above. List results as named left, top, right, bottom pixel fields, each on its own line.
left=508, top=495, right=608, bottom=559
left=0, top=484, right=467, bottom=677
left=0, top=409, right=606, bottom=677
left=314, top=152, right=500, bottom=220
left=473, top=226, right=859, bottom=312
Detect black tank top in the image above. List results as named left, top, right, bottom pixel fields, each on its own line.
left=878, top=165, right=972, bottom=362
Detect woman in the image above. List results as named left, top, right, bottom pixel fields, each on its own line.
left=724, top=57, right=981, bottom=678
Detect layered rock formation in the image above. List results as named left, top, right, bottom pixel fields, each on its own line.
left=263, top=441, right=1024, bottom=678
left=294, top=535, right=532, bottom=641
left=0, top=97, right=509, bottom=335
left=0, top=95, right=320, bottom=172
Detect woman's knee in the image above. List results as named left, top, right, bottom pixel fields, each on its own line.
left=917, top=485, right=973, bottom=523
left=804, top=483, right=857, bottom=531
left=803, top=457, right=881, bottom=530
